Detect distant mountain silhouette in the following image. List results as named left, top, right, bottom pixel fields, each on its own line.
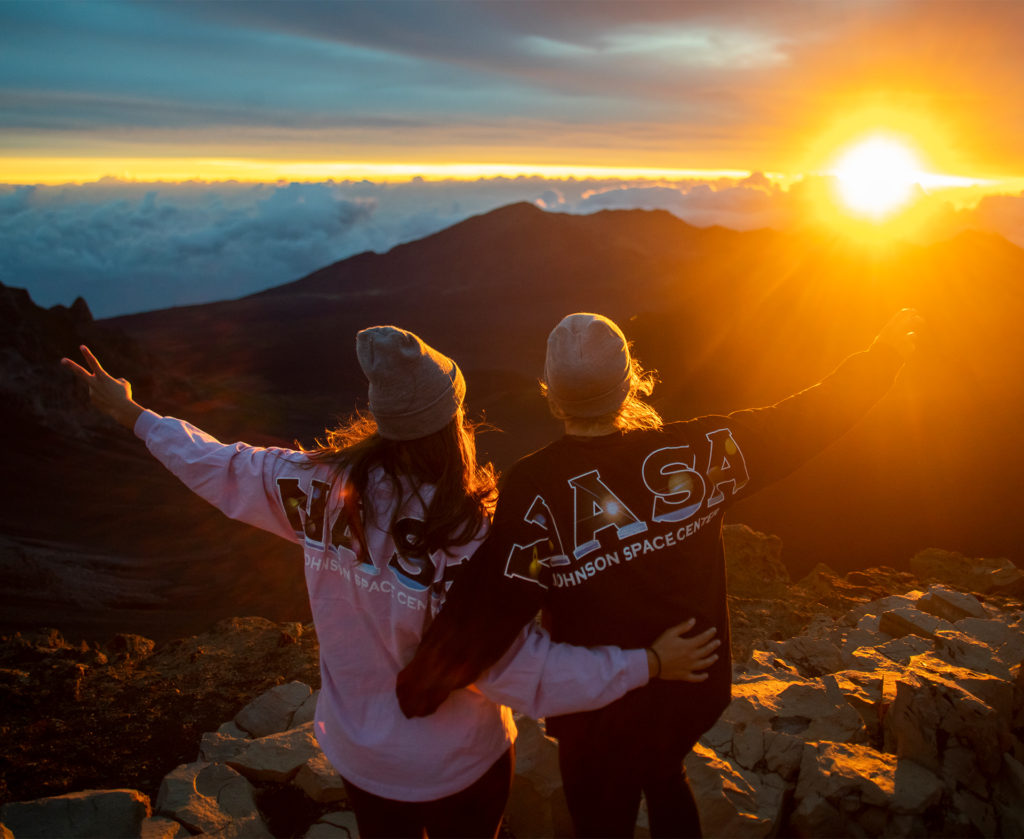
left=4, top=203, right=1022, bottom=638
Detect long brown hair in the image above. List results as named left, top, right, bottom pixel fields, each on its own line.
left=303, top=409, right=498, bottom=556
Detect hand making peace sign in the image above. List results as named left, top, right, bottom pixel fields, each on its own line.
left=61, top=345, right=144, bottom=429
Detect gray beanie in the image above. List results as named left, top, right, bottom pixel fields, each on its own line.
left=356, top=326, right=465, bottom=440
left=544, top=313, right=631, bottom=418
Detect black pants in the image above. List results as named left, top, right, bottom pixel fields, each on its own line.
left=342, top=747, right=514, bottom=839
left=558, top=734, right=702, bottom=839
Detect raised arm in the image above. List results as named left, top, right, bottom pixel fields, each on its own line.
left=61, top=345, right=144, bottom=428
left=725, top=308, right=924, bottom=495
left=62, top=345, right=304, bottom=543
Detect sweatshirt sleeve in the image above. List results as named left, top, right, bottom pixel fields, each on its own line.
left=472, top=624, right=648, bottom=718
left=396, top=468, right=550, bottom=717
left=134, top=409, right=307, bottom=543
left=726, top=343, right=905, bottom=497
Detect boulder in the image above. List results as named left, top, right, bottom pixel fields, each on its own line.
left=234, top=680, right=313, bottom=737
left=731, top=723, right=765, bottom=770
left=891, top=758, right=944, bottom=814
left=873, top=634, right=932, bottom=665
left=227, top=722, right=320, bottom=783
left=218, top=720, right=251, bottom=739
left=304, top=810, right=359, bottom=839
left=725, top=676, right=863, bottom=743
left=795, top=742, right=895, bottom=809
left=684, top=743, right=782, bottom=838
left=155, top=762, right=262, bottom=835
left=933, top=630, right=1011, bottom=679
left=293, top=751, right=348, bottom=804
left=0, top=789, right=150, bottom=839
left=884, top=654, right=1011, bottom=777
left=878, top=607, right=953, bottom=642
left=199, top=731, right=249, bottom=763
left=140, top=816, right=190, bottom=839
left=764, top=636, right=845, bottom=678
left=916, top=586, right=987, bottom=622
left=843, top=593, right=923, bottom=627
left=292, top=689, right=319, bottom=728
left=762, top=729, right=803, bottom=780
left=910, top=548, right=1023, bottom=594
left=787, top=790, right=844, bottom=838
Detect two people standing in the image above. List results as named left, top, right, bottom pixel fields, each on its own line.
left=62, top=326, right=718, bottom=839
left=64, top=306, right=920, bottom=837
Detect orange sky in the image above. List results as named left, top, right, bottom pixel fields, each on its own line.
left=2, top=2, right=1023, bottom=187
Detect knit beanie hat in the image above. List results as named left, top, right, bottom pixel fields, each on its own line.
left=356, top=326, right=466, bottom=440
left=543, top=313, right=632, bottom=418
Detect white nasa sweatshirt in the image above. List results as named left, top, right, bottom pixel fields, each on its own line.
left=134, top=410, right=648, bottom=801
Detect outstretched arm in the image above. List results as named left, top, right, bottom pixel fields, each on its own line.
left=726, top=308, right=924, bottom=495
left=61, top=345, right=145, bottom=428
left=61, top=345, right=305, bottom=543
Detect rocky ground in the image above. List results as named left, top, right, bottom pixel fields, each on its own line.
left=0, top=617, right=319, bottom=809
left=1, top=527, right=1022, bottom=838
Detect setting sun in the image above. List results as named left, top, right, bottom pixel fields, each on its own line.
left=832, top=137, right=924, bottom=218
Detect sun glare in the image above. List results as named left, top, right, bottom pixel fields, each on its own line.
left=832, top=137, right=924, bottom=218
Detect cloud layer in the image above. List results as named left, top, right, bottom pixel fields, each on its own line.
left=3, top=176, right=1022, bottom=318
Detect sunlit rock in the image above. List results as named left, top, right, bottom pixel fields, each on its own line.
left=291, top=688, right=319, bottom=728
left=742, top=649, right=800, bottom=677
left=226, top=723, right=320, bottom=784
left=843, top=593, right=923, bottom=628
left=156, top=762, right=262, bottom=835
left=199, top=731, right=249, bottom=763
left=796, top=741, right=895, bottom=807
left=726, top=676, right=864, bottom=743
left=140, top=815, right=189, bottom=838
left=873, top=634, right=932, bottom=665
left=878, top=607, right=954, bottom=642
left=933, top=629, right=1011, bottom=679
left=684, top=742, right=783, bottom=838
left=917, top=585, right=988, bottom=622
left=911, top=548, right=1024, bottom=594
left=0, top=789, right=150, bottom=839
left=293, top=750, right=347, bottom=805
left=884, top=654, right=1011, bottom=778
left=764, top=635, right=845, bottom=677
left=234, top=680, right=313, bottom=738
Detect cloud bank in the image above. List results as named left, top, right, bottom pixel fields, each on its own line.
left=2, top=176, right=1022, bottom=318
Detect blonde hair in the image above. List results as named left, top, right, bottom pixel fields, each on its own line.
left=542, top=353, right=663, bottom=432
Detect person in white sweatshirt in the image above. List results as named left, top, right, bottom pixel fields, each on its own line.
left=62, top=327, right=718, bottom=839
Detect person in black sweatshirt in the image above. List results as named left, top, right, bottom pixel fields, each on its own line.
left=397, top=309, right=922, bottom=838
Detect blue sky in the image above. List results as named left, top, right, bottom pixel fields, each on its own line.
left=2, top=1, right=1024, bottom=315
